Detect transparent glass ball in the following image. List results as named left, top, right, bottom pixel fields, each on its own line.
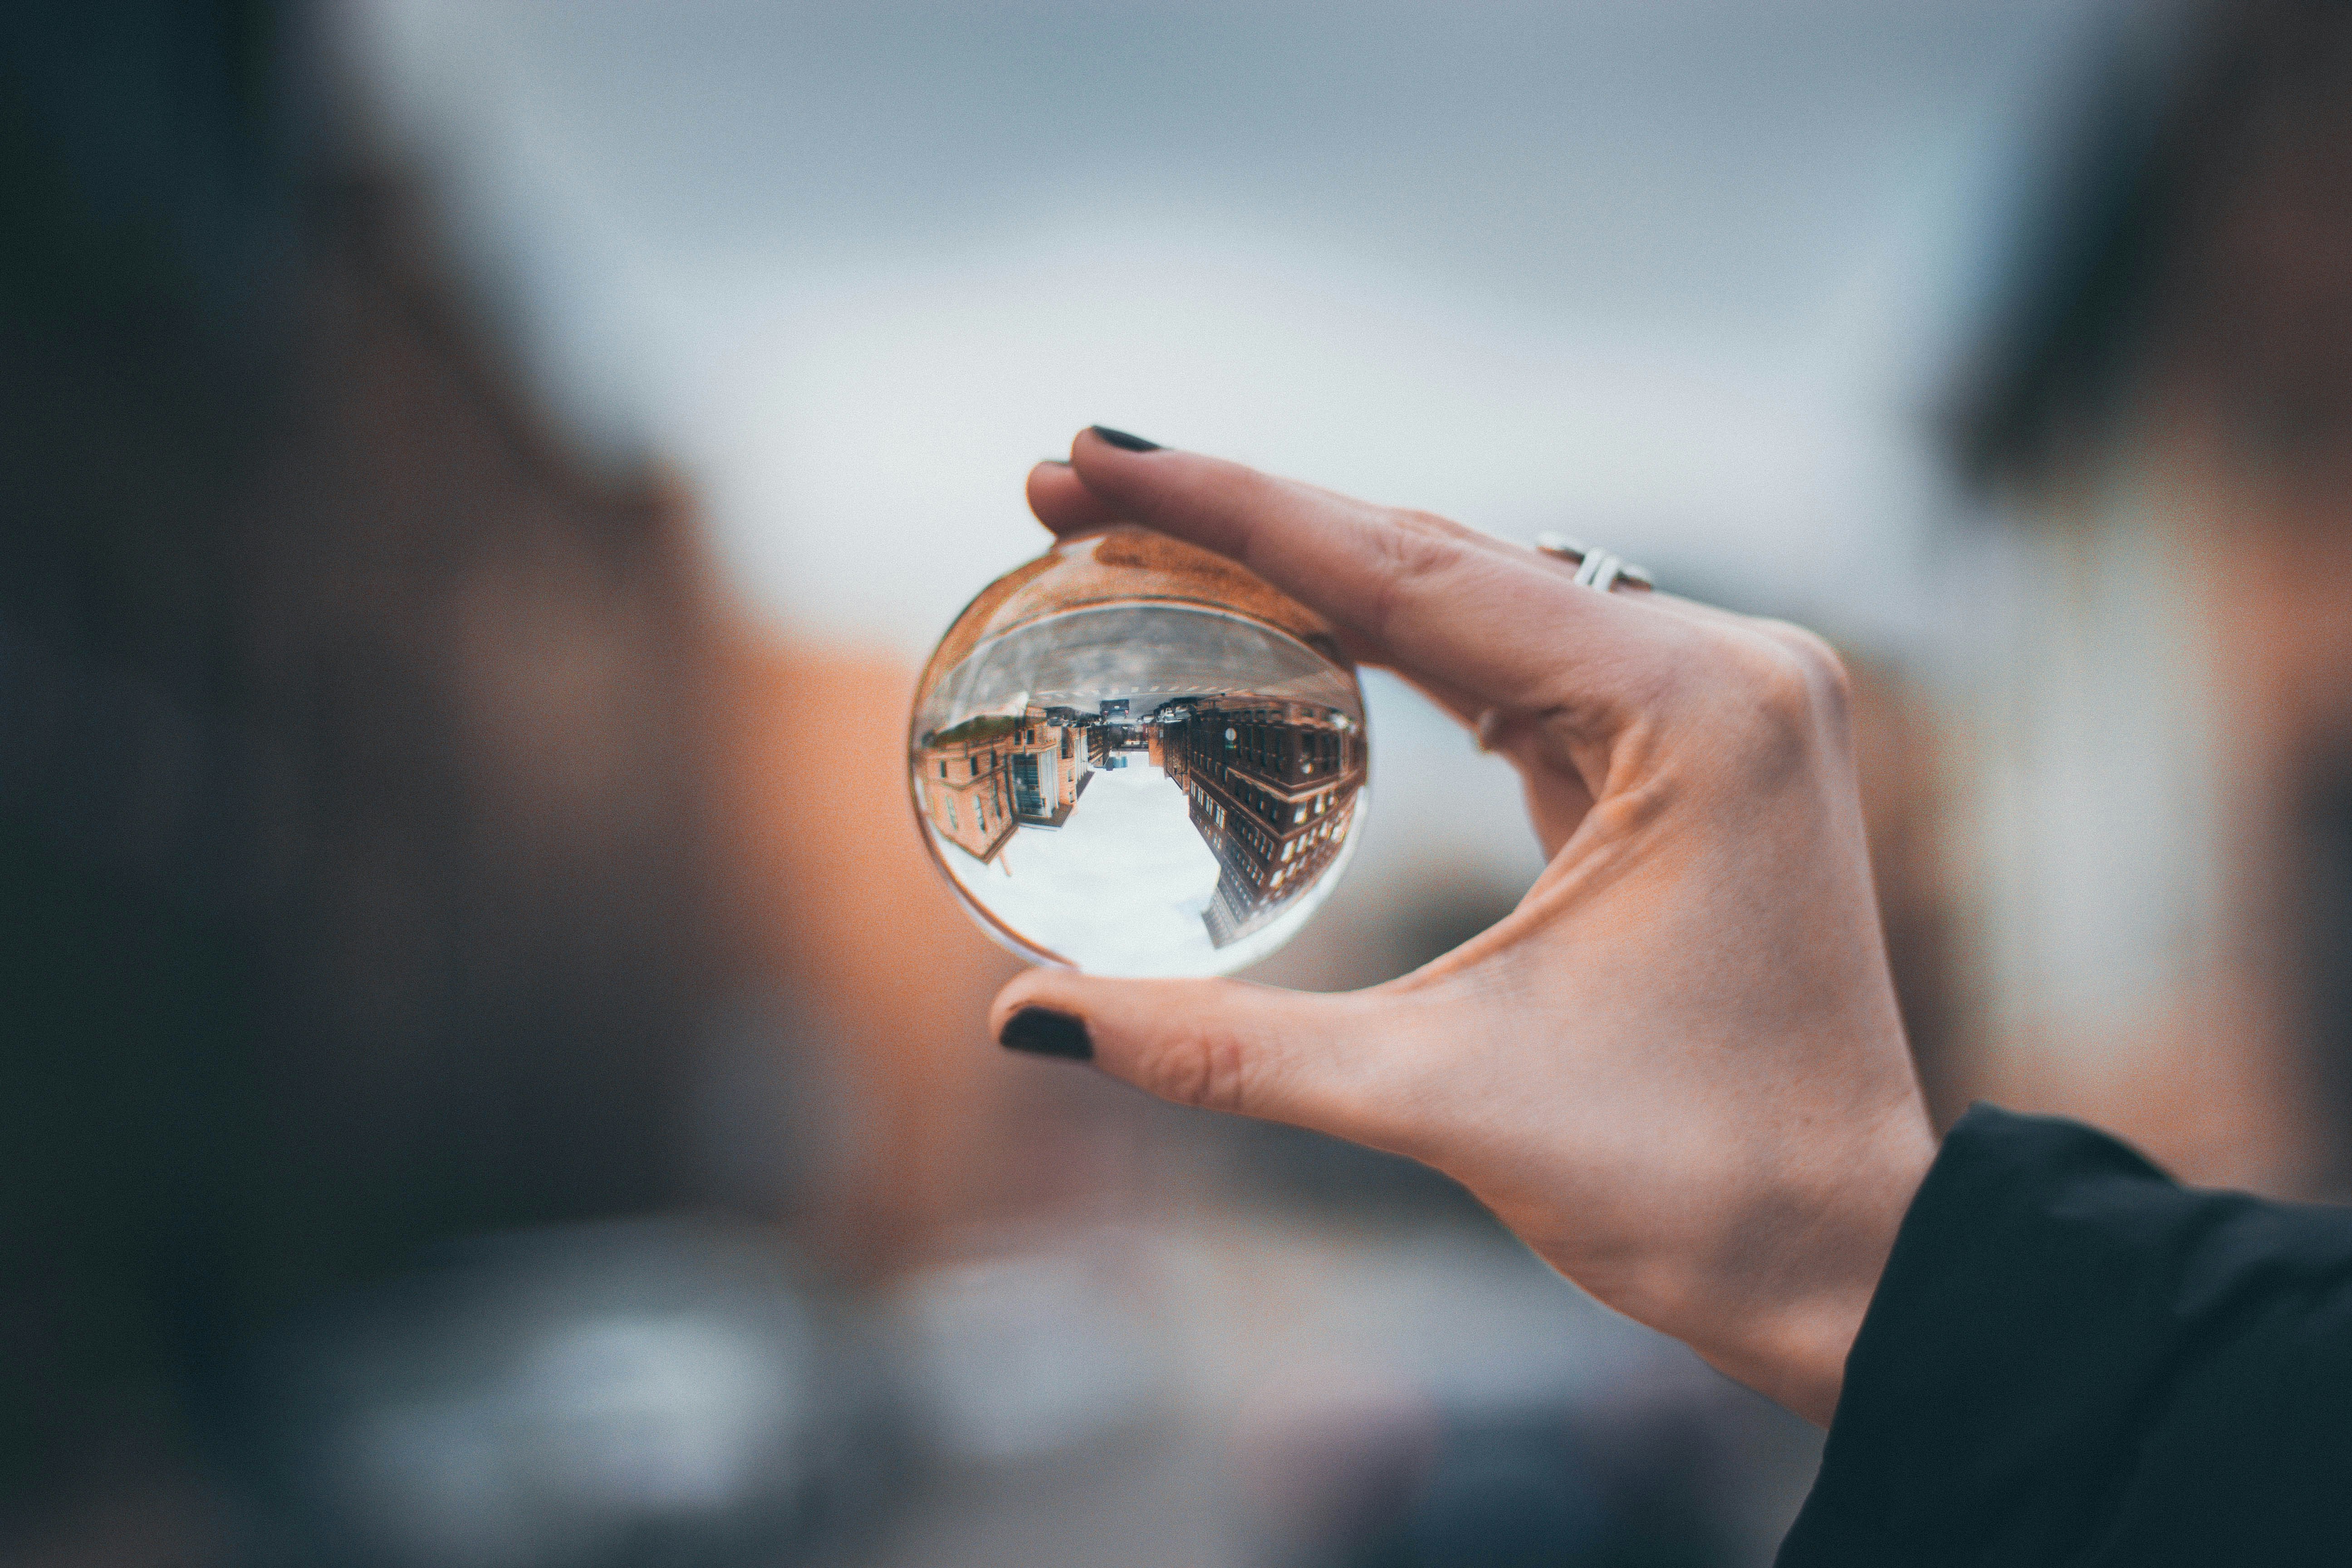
left=909, top=524, right=1369, bottom=977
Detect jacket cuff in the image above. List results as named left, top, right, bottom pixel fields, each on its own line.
left=1774, top=1103, right=2311, bottom=1565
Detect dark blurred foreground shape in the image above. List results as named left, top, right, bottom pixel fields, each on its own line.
left=1944, top=0, right=2352, bottom=1193
left=0, top=0, right=753, bottom=1555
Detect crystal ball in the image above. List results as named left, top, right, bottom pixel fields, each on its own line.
left=909, top=524, right=1369, bottom=976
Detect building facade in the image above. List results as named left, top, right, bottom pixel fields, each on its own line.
left=914, top=720, right=1018, bottom=863
left=913, top=710, right=1093, bottom=862
left=1166, top=698, right=1365, bottom=947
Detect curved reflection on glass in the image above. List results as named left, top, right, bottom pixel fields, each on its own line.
left=909, top=525, right=1369, bottom=977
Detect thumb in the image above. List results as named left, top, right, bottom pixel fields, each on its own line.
left=990, top=968, right=1406, bottom=1143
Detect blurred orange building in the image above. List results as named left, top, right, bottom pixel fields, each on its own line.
left=708, top=641, right=1159, bottom=1265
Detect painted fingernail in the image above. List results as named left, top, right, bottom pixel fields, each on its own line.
left=999, top=1006, right=1093, bottom=1060
left=1088, top=425, right=1161, bottom=452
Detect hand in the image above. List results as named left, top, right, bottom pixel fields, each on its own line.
left=995, top=430, right=1936, bottom=1426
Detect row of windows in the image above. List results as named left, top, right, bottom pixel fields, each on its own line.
left=941, top=781, right=1007, bottom=837
left=938, top=727, right=1094, bottom=783
left=936, top=746, right=1004, bottom=782
left=1212, top=715, right=1352, bottom=782
left=1278, top=813, right=1345, bottom=862
left=1186, top=778, right=1228, bottom=832
left=1259, top=808, right=1358, bottom=897
left=1194, top=785, right=1288, bottom=868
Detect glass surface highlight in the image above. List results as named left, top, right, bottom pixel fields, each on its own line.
left=909, top=525, right=1369, bottom=976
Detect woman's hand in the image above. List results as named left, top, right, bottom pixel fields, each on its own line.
left=995, top=429, right=1936, bottom=1426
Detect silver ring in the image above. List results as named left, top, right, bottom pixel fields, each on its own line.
left=1534, top=531, right=1654, bottom=593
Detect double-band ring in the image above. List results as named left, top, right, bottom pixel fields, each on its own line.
left=1476, top=532, right=1655, bottom=752
left=1534, top=532, right=1654, bottom=593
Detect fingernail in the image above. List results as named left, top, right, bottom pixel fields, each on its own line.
left=999, top=1006, right=1093, bottom=1060
left=1088, top=425, right=1161, bottom=453
left=1038, top=457, right=1072, bottom=467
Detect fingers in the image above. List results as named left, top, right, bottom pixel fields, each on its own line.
left=1026, top=460, right=1120, bottom=536
left=990, top=967, right=1410, bottom=1146
left=1060, top=430, right=1689, bottom=721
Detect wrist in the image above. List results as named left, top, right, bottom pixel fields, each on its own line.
left=1690, top=1098, right=1937, bottom=1425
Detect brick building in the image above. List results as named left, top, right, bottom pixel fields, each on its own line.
left=1165, top=698, right=1365, bottom=948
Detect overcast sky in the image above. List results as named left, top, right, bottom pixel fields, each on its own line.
left=332, top=0, right=2122, bottom=934
left=341, top=0, right=2116, bottom=643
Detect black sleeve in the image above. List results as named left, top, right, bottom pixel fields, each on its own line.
left=1776, top=1104, right=2352, bottom=1567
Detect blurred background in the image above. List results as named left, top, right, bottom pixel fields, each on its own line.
left=10, top=0, right=2352, bottom=1562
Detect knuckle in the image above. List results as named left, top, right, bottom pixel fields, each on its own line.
left=1744, top=642, right=1814, bottom=727
left=1770, top=623, right=1854, bottom=715
left=1364, top=515, right=1470, bottom=639
left=1706, top=628, right=1841, bottom=777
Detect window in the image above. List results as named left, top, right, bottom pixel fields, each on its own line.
left=947, top=799, right=960, bottom=830
left=1012, top=753, right=1044, bottom=817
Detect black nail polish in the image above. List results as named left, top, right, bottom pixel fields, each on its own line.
left=1089, top=426, right=1162, bottom=453
left=1000, top=1006, right=1093, bottom=1060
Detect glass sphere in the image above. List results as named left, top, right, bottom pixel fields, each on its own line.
left=909, top=524, right=1369, bottom=976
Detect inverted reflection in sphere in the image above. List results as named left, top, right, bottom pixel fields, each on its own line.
left=909, top=525, right=1369, bottom=977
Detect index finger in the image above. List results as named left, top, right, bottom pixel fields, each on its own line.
left=1057, top=428, right=1687, bottom=719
